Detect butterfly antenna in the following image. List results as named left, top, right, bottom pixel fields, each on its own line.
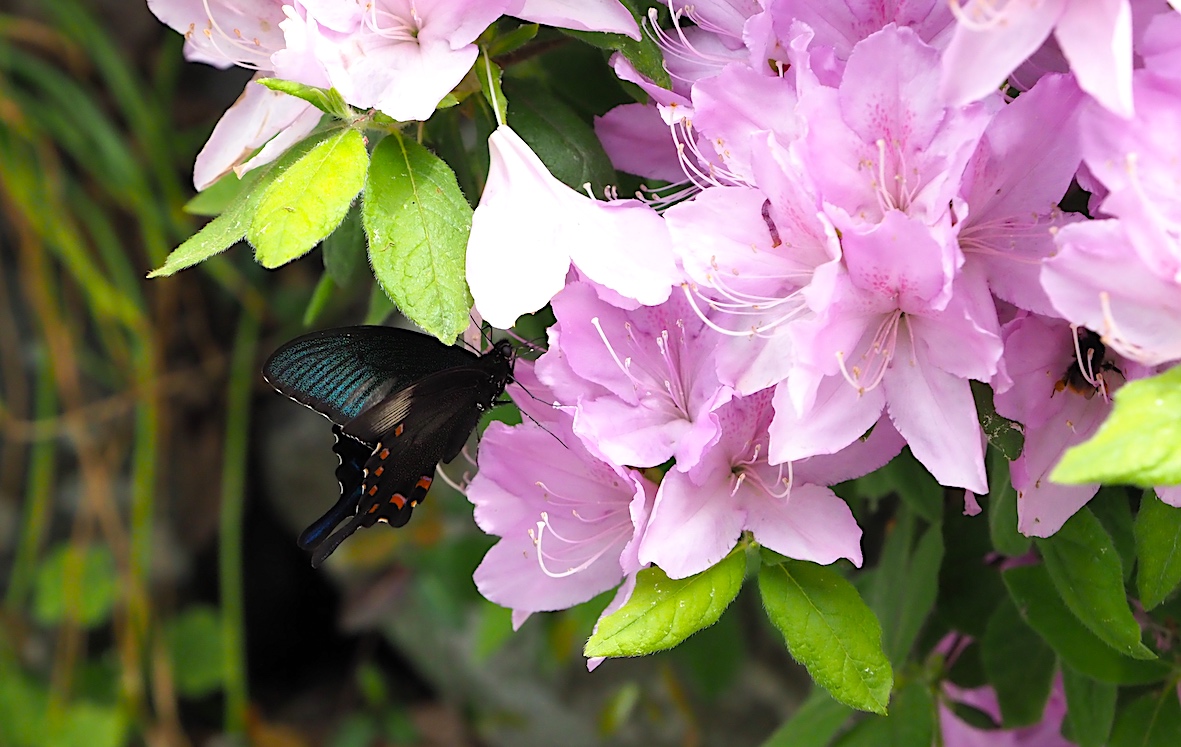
left=503, top=326, right=547, bottom=354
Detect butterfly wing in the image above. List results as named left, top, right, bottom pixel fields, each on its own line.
left=306, top=358, right=513, bottom=567
left=262, top=326, right=478, bottom=424
left=296, top=426, right=371, bottom=551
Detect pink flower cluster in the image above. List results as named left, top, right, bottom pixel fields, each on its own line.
left=466, top=0, right=1181, bottom=636
left=148, top=0, right=639, bottom=188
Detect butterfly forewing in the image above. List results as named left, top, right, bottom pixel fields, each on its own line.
left=263, top=326, right=478, bottom=424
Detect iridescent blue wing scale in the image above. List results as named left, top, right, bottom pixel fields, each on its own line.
left=262, top=326, right=478, bottom=424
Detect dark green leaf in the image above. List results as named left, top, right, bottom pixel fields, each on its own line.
left=585, top=551, right=744, bottom=657
left=322, top=204, right=368, bottom=289
left=1036, top=507, right=1154, bottom=659
left=1062, top=663, right=1117, bottom=747
left=830, top=681, right=934, bottom=747
left=1053, top=365, right=1181, bottom=486
left=971, top=380, right=1024, bottom=460
left=504, top=79, right=617, bottom=194
left=980, top=598, right=1055, bottom=727
left=250, top=128, right=369, bottom=268
left=561, top=0, right=669, bottom=89
left=950, top=702, right=1000, bottom=730
left=868, top=510, right=943, bottom=666
left=1002, top=565, right=1168, bottom=684
left=1109, top=688, right=1181, bottom=747
left=487, top=23, right=539, bottom=57
left=759, top=560, right=892, bottom=714
left=937, top=506, right=1006, bottom=637
left=302, top=273, right=336, bottom=327
left=1135, top=490, right=1181, bottom=609
left=671, top=602, right=744, bottom=699
left=362, top=133, right=473, bottom=343
left=987, top=448, right=1030, bottom=556
left=760, top=690, right=852, bottom=747
left=1090, top=487, right=1136, bottom=582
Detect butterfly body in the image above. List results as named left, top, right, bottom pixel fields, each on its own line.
left=263, top=326, right=514, bottom=566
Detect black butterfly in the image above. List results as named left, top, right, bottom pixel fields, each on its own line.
left=263, top=326, right=515, bottom=567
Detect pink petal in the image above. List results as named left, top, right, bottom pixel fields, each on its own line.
left=638, top=466, right=746, bottom=579
left=510, top=0, right=639, bottom=39
left=594, top=103, right=683, bottom=182
left=883, top=326, right=988, bottom=493
left=769, top=372, right=886, bottom=463
left=939, top=0, right=1064, bottom=106
left=193, top=79, right=320, bottom=190
left=743, top=483, right=864, bottom=567
left=1055, top=0, right=1133, bottom=117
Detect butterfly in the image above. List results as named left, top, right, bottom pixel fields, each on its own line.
left=263, top=326, right=515, bottom=567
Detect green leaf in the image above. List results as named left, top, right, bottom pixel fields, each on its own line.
left=364, top=281, right=396, bottom=325
left=486, top=22, right=539, bottom=57
left=867, top=511, right=943, bottom=666
left=1090, top=487, right=1136, bottom=582
left=149, top=129, right=339, bottom=277
left=980, top=598, right=1055, bottom=727
left=303, top=273, right=336, bottom=327
left=1109, top=688, right=1181, bottom=747
left=971, top=380, right=1025, bottom=460
left=671, top=603, right=744, bottom=699
left=759, top=559, right=892, bottom=714
left=33, top=543, right=117, bottom=628
left=1002, top=565, right=1168, bottom=684
left=1036, top=507, right=1155, bottom=659
left=322, top=204, right=368, bottom=289
left=1052, top=365, right=1181, bottom=486
left=561, top=0, right=670, bottom=90
left=184, top=169, right=260, bottom=217
left=1062, top=663, right=1117, bottom=747
left=830, top=681, right=934, bottom=747
left=937, top=505, right=1007, bottom=637
left=760, top=690, right=852, bottom=747
left=584, top=550, right=744, bottom=657
left=52, top=702, right=126, bottom=747
left=504, top=79, right=618, bottom=195
left=0, top=665, right=48, bottom=746
left=257, top=78, right=351, bottom=118
left=1135, top=490, right=1181, bottom=609
left=476, top=57, right=509, bottom=125
left=986, top=448, right=1030, bottom=556
left=167, top=605, right=225, bottom=697
left=362, top=133, right=473, bottom=343
left=250, top=127, right=369, bottom=269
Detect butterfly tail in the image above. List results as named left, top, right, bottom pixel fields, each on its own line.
left=310, top=511, right=366, bottom=568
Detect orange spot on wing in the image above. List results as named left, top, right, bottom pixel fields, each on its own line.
left=379, top=448, right=390, bottom=460
left=389, top=494, right=406, bottom=508
left=368, top=485, right=378, bottom=496
left=416, top=476, right=433, bottom=491
left=373, top=466, right=384, bottom=477
left=395, top=424, right=404, bottom=437
left=367, top=504, right=379, bottom=514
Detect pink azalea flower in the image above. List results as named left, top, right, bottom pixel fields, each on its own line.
left=470, top=363, right=655, bottom=615
left=772, top=263, right=1001, bottom=494
left=638, top=390, right=903, bottom=579
left=957, top=73, right=1085, bottom=315
left=467, top=125, right=679, bottom=329
left=1044, top=66, right=1181, bottom=366
left=993, top=313, right=1146, bottom=537
left=941, top=676, right=1072, bottom=747
left=539, top=280, right=734, bottom=474
left=940, top=0, right=1135, bottom=117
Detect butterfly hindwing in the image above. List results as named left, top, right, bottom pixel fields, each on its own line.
left=262, top=326, right=479, bottom=424
left=296, top=426, right=370, bottom=551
